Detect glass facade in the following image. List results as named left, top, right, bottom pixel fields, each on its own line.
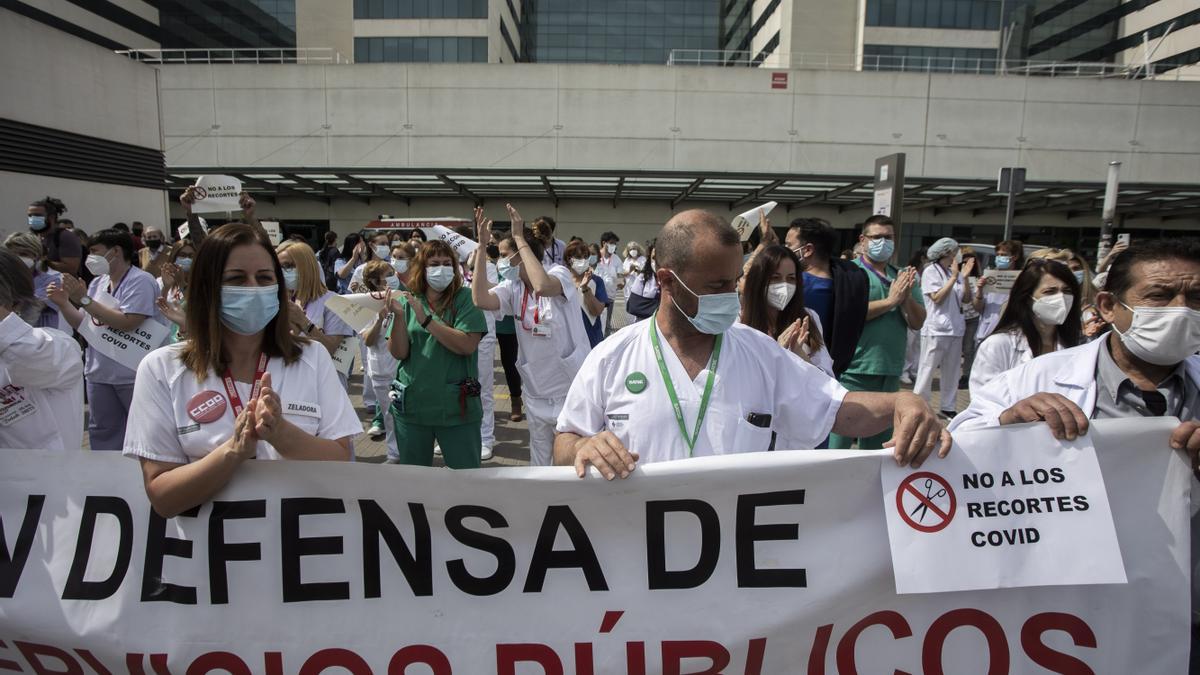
left=1012, top=0, right=1122, bottom=62
left=353, top=0, right=488, bottom=19
left=355, top=36, right=489, bottom=62
left=527, top=0, right=722, bottom=64
left=158, top=0, right=297, bottom=49
left=863, top=44, right=999, bottom=72
left=865, top=0, right=1003, bottom=30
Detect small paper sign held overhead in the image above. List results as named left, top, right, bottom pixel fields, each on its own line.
left=191, top=175, right=243, bottom=213
left=177, top=216, right=209, bottom=241
left=419, top=224, right=478, bottom=262
left=260, top=220, right=283, bottom=246
left=730, top=201, right=777, bottom=242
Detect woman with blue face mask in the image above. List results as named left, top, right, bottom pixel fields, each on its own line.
left=359, top=259, right=403, bottom=458
left=974, top=239, right=1024, bottom=345
left=122, top=224, right=361, bottom=518
left=387, top=239, right=487, bottom=467
left=154, top=240, right=197, bottom=343
left=277, top=241, right=356, bottom=390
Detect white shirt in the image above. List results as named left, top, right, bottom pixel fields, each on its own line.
left=975, top=289, right=1008, bottom=342
left=595, top=253, right=622, bottom=291
left=968, top=330, right=1037, bottom=399
left=623, top=255, right=647, bottom=277
left=0, top=313, right=84, bottom=451
left=489, top=265, right=591, bottom=400
left=123, top=341, right=362, bottom=464
left=920, top=263, right=965, bottom=337
left=556, top=321, right=848, bottom=463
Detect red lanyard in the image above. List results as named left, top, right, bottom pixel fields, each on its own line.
left=222, top=353, right=269, bottom=417
left=519, top=288, right=540, bottom=332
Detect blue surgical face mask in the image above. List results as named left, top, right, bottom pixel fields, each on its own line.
left=282, top=268, right=299, bottom=290
left=669, top=270, right=741, bottom=335
left=392, top=258, right=409, bottom=274
left=1073, top=269, right=1085, bottom=284
left=27, top=215, right=47, bottom=232
left=176, top=257, right=193, bottom=271
left=385, top=276, right=401, bottom=291
left=588, top=254, right=598, bottom=266
left=426, top=265, right=455, bottom=292
left=866, top=237, right=894, bottom=263
left=497, top=257, right=520, bottom=282
left=994, top=255, right=1012, bottom=270
left=220, top=285, right=280, bottom=335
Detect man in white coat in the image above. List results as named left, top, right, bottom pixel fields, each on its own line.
left=554, top=209, right=952, bottom=479
left=948, top=239, right=1200, bottom=670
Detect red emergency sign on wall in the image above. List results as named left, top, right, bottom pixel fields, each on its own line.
left=771, top=72, right=788, bottom=89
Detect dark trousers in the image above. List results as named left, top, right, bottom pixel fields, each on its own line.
left=497, top=332, right=522, bottom=399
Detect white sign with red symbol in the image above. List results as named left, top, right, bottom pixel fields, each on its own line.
left=190, top=175, right=243, bottom=213
left=881, top=425, right=1126, bottom=594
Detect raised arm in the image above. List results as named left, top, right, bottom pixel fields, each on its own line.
left=508, top=204, right=563, bottom=297
left=471, top=208, right=502, bottom=311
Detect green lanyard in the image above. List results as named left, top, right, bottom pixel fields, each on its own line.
left=648, top=314, right=723, bottom=456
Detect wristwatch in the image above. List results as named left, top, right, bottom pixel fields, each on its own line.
left=78, top=296, right=93, bottom=308
left=421, top=314, right=434, bottom=329
left=305, top=321, right=316, bottom=333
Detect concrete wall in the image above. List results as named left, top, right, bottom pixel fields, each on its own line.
left=0, top=8, right=166, bottom=242
left=158, top=61, right=1200, bottom=184
left=297, top=0, right=354, bottom=62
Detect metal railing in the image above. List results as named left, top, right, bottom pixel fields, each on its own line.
left=666, top=50, right=1200, bottom=80
left=116, top=48, right=348, bottom=65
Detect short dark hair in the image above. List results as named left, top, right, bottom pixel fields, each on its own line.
left=88, top=229, right=136, bottom=263
left=862, top=215, right=895, bottom=230
left=789, top=217, right=837, bottom=260
left=58, top=218, right=74, bottom=227
left=657, top=210, right=738, bottom=273
left=113, top=222, right=130, bottom=233
left=600, top=231, right=619, bottom=244
left=533, top=216, right=556, bottom=232
left=1105, top=238, right=1200, bottom=300
left=500, top=235, right=544, bottom=263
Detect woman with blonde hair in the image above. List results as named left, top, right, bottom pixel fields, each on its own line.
left=276, top=240, right=356, bottom=386
left=387, top=239, right=487, bottom=467
left=123, top=224, right=359, bottom=518
left=3, top=232, right=61, bottom=329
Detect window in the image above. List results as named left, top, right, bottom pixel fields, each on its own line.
left=528, top=0, right=722, bottom=63
left=354, top=0, right=487, bottom=18
left=354, top=37, right=489, bottom=62
left=865, top=0, right=1001, bottom=30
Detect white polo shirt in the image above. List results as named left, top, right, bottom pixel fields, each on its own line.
left=556, top=320, right=848, bottom=463
left=0, top=313, right=84, bottom=451
left=489, top=265, right=591, bottom=401
left=123, top=341, right=361, bottom=464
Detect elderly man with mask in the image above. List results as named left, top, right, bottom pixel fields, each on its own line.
left=554, top=209, right=952, bottom=479
left=949, top=239, right=1200, bottom=666
left=136, top=227, right=170, bottom=278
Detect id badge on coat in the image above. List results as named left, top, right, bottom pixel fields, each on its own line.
left=532, top=324, right=553, bottom=338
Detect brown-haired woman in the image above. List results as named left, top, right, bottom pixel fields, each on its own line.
left=386, top=239, right=487, bottom=467
left=123, top=224, right=361, bottom=518
left=739, top=244, right=834, bottom=377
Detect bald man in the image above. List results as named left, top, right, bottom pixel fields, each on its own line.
left=554, top=210, right=952, bottom=479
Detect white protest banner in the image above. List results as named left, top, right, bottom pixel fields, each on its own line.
left=75, top=290, right=169, bottom=372
left=419, top=224, right=477, bottom=262
left=729, top=201, right=777, bottom=241
left=0, top=418, right=1189, bottom=673
left=882, top=424, right=1127, bottom=594
left=190, top=175, right=243, bottom=213
left=260, top=220, right=283, bottom=246
left=330, top=335, right=359, bottom=378
left=325, top=292, right=401, bottom=333
left=983, top=268, right=1021, bottom=294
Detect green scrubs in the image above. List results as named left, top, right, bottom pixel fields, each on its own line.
left=829, top=258, right=924, bottom=450
left=391, top=286, right=487, bottom=468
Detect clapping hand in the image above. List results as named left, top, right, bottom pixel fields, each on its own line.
left=252, top=372, right=283, bottom=444
left=506, top=203, right=525, bottom=241
left=959, top=257, right=976, bottom=279
left=228, top=405, right=258, bottom=460
left=156, top=296, right=186, bottom=326
left=402, top=291, right=428, bottom=325
left=238, top=192, right=256, bottom=219
left=286, top=301, right=308, bottom=332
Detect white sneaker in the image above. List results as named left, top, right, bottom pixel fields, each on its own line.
left=480, top=445, right=493, bottom=461
left=433, top=442, right=442, bottom=456
left=367, top=422, right=385, bottom=440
